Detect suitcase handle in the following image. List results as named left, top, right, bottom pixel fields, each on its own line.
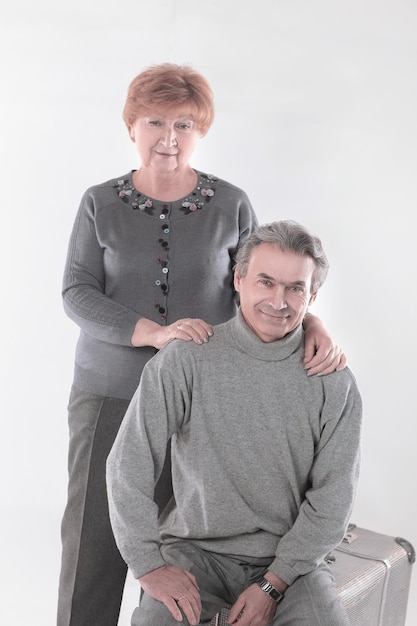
left=326, top=526, right=416, bottom=565
left=395, top=537, right=416, bottom=564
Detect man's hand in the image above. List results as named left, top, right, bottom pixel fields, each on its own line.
left=226, top=583, right=277, bottom=625
left=139, top=565, right=202, bottom=625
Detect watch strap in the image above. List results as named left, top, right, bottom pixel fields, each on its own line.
left=255, top=576, right=285, bottom=604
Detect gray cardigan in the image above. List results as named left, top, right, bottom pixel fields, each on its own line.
left=62, top=171, right=257, bottom=399
left=107, top=310, right=362, bottom=585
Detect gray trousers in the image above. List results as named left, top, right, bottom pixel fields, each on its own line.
left=133, top=542, right=349, bottom=626
left=57, top=386, right=173, bottom=626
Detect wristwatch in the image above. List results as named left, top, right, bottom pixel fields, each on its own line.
left=256, top=576, right=285, bottom=604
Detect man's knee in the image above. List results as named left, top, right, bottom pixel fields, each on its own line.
left=132, top=595, right=178, bottom=626
left=275, top=564, right=348, bottom=626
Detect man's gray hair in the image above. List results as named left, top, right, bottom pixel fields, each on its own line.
left=235, top=220, right=329, bottom=293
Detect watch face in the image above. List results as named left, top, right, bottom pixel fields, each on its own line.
left=256, top=577, right=284, bottom=603
left=269, top=587, right=281, bottom=601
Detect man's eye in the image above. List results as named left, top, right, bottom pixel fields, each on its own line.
left=148, top=120, right=162, bottom=126
left=260, top=279, right=271, bottom=286
left=177, top=123, right=192, bottom=130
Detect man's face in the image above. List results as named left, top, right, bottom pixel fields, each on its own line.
left=234, top=243, right=318, bottom=343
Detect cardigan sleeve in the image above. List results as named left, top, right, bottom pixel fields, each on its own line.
left=62, top=189, right=142, bottom=346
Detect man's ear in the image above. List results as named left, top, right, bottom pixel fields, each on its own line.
left=308, top=291, right=318, bottom=306
left=234, top=268, right=241, bottom=292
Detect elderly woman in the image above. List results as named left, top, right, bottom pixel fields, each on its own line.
left=58, top=64, right=345, bottom=626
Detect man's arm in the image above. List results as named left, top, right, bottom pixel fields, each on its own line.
left=106, top=346, right=189, bottom=578
left=268, top=371, right=362, bottom=586
left=107, top=347, right=203, bottom=623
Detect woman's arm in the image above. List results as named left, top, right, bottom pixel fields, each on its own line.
left=302, top=313, right=347, bottom=376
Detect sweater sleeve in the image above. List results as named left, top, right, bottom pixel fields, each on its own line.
left=62, top=189, right=141, bottom=346
left=106, top=345, right=190, bottom=578
left=269, top=372, right=362, bottom=585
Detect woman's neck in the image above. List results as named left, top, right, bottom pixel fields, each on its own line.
left=132, top=167, right=198, bottom=201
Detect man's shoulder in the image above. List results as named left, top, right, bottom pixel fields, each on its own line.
left=153, top=319, right=234, bottom=363
left=319, top=366, right=361, bottom=398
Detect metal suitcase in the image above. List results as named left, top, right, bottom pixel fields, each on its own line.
left=210, top=525, right=415, bottom=626
left=327, top=524, right=415, bottom=625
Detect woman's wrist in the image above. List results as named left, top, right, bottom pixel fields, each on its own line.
left=131, top=318, right=160, bottom=348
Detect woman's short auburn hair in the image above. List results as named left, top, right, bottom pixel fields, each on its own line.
left=122, top=63, right=215, bottom=135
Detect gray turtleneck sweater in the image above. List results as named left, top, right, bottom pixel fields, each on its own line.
left=107, top=310, right=362, bottom=586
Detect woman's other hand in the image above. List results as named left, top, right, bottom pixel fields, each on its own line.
left=303, top=313, right=347, bottom=376
left=131, top=317, right=213, bottom=350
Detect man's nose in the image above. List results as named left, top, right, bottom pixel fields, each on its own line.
left=270, top=286, right=287, bottom=310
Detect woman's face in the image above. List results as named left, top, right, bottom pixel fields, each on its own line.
left=129, top=108, right=201, bottom=174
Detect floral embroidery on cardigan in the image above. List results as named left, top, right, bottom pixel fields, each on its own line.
left=113, top=179, right=155, bottom=215
left=114, top=173, right=217, bottom=216
left=180, top=173, right=217, bottom=214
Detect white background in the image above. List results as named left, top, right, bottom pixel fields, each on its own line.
left=1, top=1, right=416, bottom=624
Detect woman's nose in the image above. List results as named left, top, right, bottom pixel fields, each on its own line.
left=161, top=126, right=177, bottom=146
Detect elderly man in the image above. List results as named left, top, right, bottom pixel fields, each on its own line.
left=107, top=220, right=362, bottom=626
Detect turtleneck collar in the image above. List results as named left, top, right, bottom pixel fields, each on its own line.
left=230, top=308, right=304, bottom=362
